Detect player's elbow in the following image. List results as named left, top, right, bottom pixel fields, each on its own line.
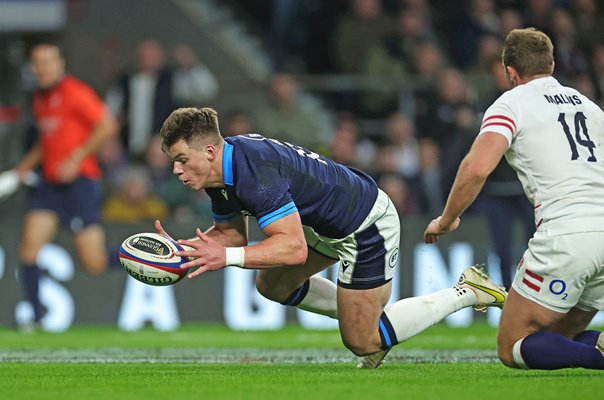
left=102, top=114, right=120, bottom=139
left=285, top=239, right=308, bottom=266
left=462, top=159, right=492, bottom=181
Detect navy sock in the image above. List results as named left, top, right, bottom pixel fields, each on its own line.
left=280, top=280, right=310, bottom=306
left=20, top=264, right=45, bottom=322
left=573, top=330, right=601, bottom=346
left=378, top=312, right=399, bottom=350
left=521, top=331, right=604, bottom=369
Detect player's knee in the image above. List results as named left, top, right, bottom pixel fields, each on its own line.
left=340, top=329, right=381, bottom=356
left=255, top=273, right=281, bottom=302
left=497, top=347, right=518, bottom=368
left=341, top=337, right=375, bottom=357
left=19, top=242, right=40, bottom=264
left=81, top=255, right=107, bottom=275
left=255, top=273, right=308, bottom=304
left=496, top=336, right=521, bottom=369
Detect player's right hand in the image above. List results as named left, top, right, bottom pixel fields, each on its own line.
left=154, top=219, right=176, bottom=241
left=423, top=216, right=460, bottom=244
left=0, top=170, right=19, bottom=201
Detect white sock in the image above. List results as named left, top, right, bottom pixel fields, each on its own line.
left=512, top=337, right=529, bottom=369
left=297, top=276, right=338, bottom=319
left=384, top=287, right=476, bottom=343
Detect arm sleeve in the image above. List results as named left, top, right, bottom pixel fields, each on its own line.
left=74, top=84, right=107, bottom=126
left=479, top=98, right=517, bottom=146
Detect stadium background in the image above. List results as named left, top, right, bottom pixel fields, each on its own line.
left=1, top=0, right=603, bottom=331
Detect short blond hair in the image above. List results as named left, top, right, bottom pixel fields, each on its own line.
left=502, top=28, right=554, bottom=77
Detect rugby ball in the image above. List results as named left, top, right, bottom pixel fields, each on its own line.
left=119, top=232, right=190, bottom=286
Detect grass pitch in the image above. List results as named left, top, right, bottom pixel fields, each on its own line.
left=1, top=323, right=602, bottom=400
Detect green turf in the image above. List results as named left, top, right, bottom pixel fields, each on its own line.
left=0, top=322, right=498, bottom=349
left=1, top=323, right=602, bottom=400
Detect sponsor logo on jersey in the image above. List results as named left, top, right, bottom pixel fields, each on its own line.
left=389, top=248, right=399, bottom=268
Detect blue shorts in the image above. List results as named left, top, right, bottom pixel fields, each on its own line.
left=28, top=177, right=103, bottom=232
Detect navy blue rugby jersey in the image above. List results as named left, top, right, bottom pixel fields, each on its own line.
left=205, top=134, right=378, bottom=239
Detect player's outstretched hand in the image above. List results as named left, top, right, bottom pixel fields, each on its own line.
left=424, top=216, right=460, bottom=244
left=176, top=228, right=227, bottom=278
left=154, top=219, right=176, bottom=241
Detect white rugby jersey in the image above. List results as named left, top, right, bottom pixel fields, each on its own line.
left=479, top=76, right=604, bottom=235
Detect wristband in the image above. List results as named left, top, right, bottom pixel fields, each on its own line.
left=225, top=247, right=245, bottom=267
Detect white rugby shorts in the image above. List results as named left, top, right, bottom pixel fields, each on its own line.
left=512, top=230, right=604, bottom=313
left=303, top=189, right=400, bottom=289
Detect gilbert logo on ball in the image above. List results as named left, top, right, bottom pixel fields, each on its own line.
left=119, top=232, right=189, bottom=286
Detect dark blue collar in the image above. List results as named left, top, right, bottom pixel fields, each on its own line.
left=222, top=141, right=234, bottom=186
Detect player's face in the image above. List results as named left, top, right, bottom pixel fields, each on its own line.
left=30, top=45, right=65, bottom=89
left=166, top=139, right=214, bottom=190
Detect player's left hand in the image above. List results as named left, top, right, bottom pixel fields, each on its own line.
left=176, top=228, right=227, bottom=278
left=423, top=216, right=460, bottom=244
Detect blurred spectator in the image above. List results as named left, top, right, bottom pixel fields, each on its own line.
left=404, top=40, right=447, bottom=119
left=571, top=0, right=604, bottom=51
left=331, top=0, right=395, bottom=113
left=465, top=34, right=503, bottom=103
left=475, top=56, right=535, bottom=290
left=376, top=172, right=418, bottom=216
left=414, top=138, right=444, bottom=216
left=144, top=134, right=172, bottom=190
left=332, top=0, right=395, bottom=75
left=471, top=34, right=503, bottom=73
left=523, top=0, right=556, bottom=34
left=454, top=0, right=501, bottom=69
left=268, top=0, right=328, bottom=72
left=414, top=67, right=479, bottom=193
left=401, top=0, right=437, bottom=32
left=254, top=72, right=331, bottom=150
left=106, top=39, right=218, bottom=160
left=409, top=41, right=447, bottom=91
left=571, top=73, right=598, bottom=103
left=223, top=108, right=255, bottom=136
left=590, top=44, right=604, bottom=103
left=326, top=112, right=375, bottom=170
left=382, top=111, right=420, bottom=179
left=498, top=7, right=523, bottom=37
left=549, top=7, right=590, bottom=83
left=102, top=164, right=168, bottom=223
left=97, top=135, right=128, bottom=189
left=362, top=6, right=436, bottom=116
left=372, top=143, right=400, bottom=176
left=171, top=43, right=219, bottom=107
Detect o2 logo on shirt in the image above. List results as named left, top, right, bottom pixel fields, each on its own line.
left=549, top=279, right=568, bottom=300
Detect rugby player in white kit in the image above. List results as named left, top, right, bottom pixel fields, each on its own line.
left=424, top=27, right=604, bottom=370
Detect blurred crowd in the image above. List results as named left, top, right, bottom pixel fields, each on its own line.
left=214, top=0, right=604, bottom=221
left=11, top=0, right=604, bottom=227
